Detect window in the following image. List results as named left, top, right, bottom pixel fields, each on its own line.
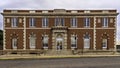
left=84, top=34, right=90, bottom=49
left=11, top=17, right=18, bottom=27
left=29, top=18, right=35, bottom=27
left=71, top=34, right=77, bottom=48
left=55, top=17, right=64, bottom=26
left=71, top=17, right=77, bottom=27
left=102, top=39, right=107, bottom=49
left=42, top=17, right=48, bottom=27
left=42, top=35, right=49, bottom=48
left=84, top=18, right=90, bottom=27
left=12, top=38, right=17, bottom=49
left=102, top=17, right=108, bottom=27
left=29, top=33, right=36, bottom=49
left=61, top=18, right=64, bottom=26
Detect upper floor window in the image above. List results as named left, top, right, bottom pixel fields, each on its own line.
left=55, top=17, right=64, bottom=26
left=84, top=18, right=90, bottom=27
left=11, top=17, right=18, bottom=27
left=42, top=17, right=49, bottom=27
left=102, top=17, right=108, bottom=27
left=84, top=34, right=90, bottom=49
left=29, top=18, right=35, bottom=27
left=42, top=34, right=49, bottom=48
left=71, top=17, right=77, bottom=27
left=71, top=34, right=77, bottom=48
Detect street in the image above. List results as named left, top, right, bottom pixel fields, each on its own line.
left=0, top=57, right=120, bottom=68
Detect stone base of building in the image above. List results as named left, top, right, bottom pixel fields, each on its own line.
left=0, top=49, right=116, bottom=56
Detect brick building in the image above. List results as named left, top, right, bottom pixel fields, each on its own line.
left=1, top=9, right=119, bottom=55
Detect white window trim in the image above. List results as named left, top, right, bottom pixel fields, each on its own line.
left=71, top=17, right=77, bottom=28
left=103, top=17, right=108, bottom=27
left=42, top=17, right=48, bottom=28
left=84, top=18, right=90, bottom=27
left=55, top=18, right=58, bottom=26
left=12, top=38, right=17, bottom=49
left=29, top=18, right=35, bottom=27
left=83, top=34, right=90, bottom=49
left=12, top=17, right=18, bottom=27
left=84, top=38, right=90, bottom=49
left=29, top=34, right=36, bottom=49
left=71, top=34, right=77, bottom=48
left=102, top=39, right=107, bottom=49
left=55, top=18, right=64, bottom=27
left=43, top=35, right=49, bottom=49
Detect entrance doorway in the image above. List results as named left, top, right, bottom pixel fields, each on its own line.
left=56, top=34, right=63, bottom=50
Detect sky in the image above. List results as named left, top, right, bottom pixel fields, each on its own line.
left=0, top=0, right=120, bottom=41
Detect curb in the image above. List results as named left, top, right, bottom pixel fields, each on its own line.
left=0, top=54, right=120, bottom=60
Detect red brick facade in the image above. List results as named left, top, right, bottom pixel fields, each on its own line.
left=1, top=9, right=118, bottom=52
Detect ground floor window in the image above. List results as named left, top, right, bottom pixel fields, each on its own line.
left=29, top=33, right=36, bottom=49
left=71, top=34, right=77, bottom=48
left=42, top=34, right=49, bottom=48
left=12, top=38, right=17, bottom=49
left=102, top=39, right=107, bottom=49
left=84, top=34, right=90, bottom=49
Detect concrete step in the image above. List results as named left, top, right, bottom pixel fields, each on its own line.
left=46, top=50, right=72, bottom=55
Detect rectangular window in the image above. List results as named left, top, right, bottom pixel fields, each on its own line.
left=84, top=34, right=90, bottom=49
left=102, top=39, right=107, bottom=49
left=71, top=35, right=77, bottom=48
left=55, top=18, right=64, bottom=26
left=84, top=39, right=90, bottom=48
left=43, top=35, right=49, bottom=48
left=29, top=18, right=35, bottom=27
left=84, top=18, right=90, bottom=27
left=12, top=38, right=17, bottom=49
left=30, top=36, right=36, bottom=49
left=102, top=17, right=108, bottom=27
left=71, top=17, right=77, bottom=27
left=55, top=18, right=59, bottom=26
left=42, top=17, right=48, bottom=27
left=11, top=17, right=18, bottom=27
left=61, top=18, right=64, bottom=26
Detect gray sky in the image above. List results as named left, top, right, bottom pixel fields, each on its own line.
left=0, top=0, right=120, bottom=41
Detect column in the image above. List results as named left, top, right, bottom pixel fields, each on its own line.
left=93, top=16, right=96, bottom=50
left=23, top=16, right=26, bottom=50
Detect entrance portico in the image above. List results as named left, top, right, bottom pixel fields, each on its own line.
left=51, top=26, right=68, bottom=51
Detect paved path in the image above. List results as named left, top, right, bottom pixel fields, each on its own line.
left=0, top=57, right=120, bottom=68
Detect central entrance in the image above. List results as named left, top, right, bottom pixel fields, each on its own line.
left=56, top=34, right=63, bottom=50
left=51, top=26, right=68, bottom=51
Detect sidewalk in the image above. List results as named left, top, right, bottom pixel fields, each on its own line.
left=0, top=54, right=120, bottom=60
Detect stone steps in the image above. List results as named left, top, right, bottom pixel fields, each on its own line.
left=46, top=50, right=72, bottom=55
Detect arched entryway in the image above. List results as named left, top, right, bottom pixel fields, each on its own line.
left=56, top=34, right=64, bottom=50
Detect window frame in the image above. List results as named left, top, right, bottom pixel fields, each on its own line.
left=71, top=17, right=77, bottom=27
left=55, top=17, right=64, bottom=26
left=102, top=17, right=108, bottom=27
left=102, top=39, right=107, bottom=49
left=11, top=17, right=18, bottom=27
left=71, top=34, right=77, bottom=48
left=84, top=17, right=90, bottom=27
left=84, top=34, right=90, bottom=49
left=12, top=38, right=17, bottom=49
left=42, top=35, right=49, bottom=49
left=29, top=34, right=36, bottom=49
left=29, top=18, right=35, bottom=27
left=42, top=17, right=49, bottom=28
